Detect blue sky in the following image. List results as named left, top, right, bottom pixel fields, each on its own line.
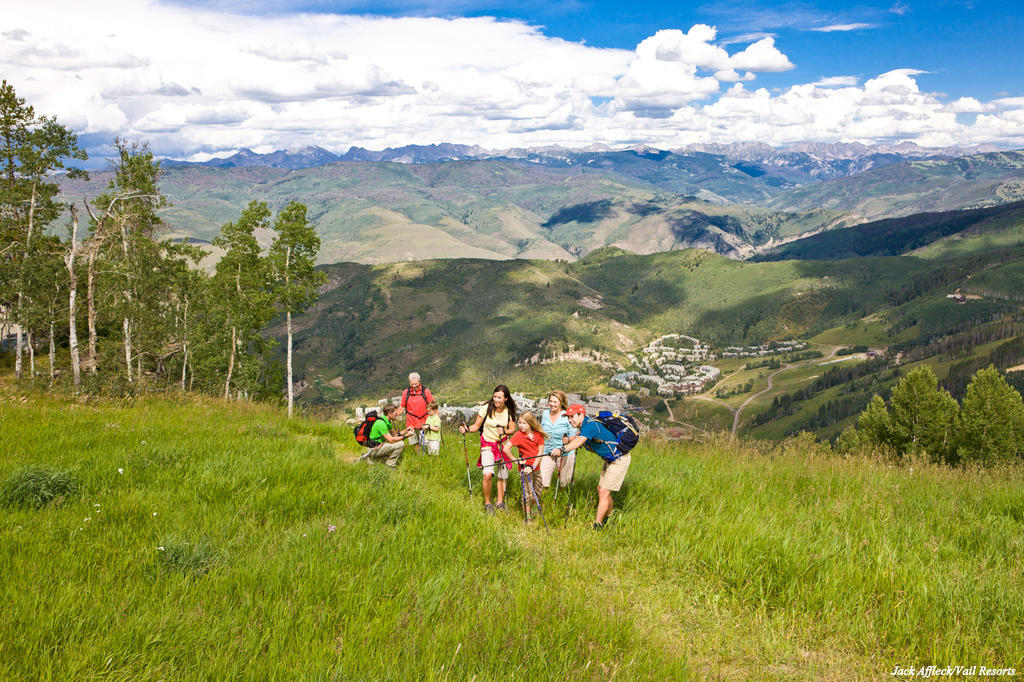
left=181, top=0, right=1023, bottom=100
left=4, top=0, right=1023, bottom=159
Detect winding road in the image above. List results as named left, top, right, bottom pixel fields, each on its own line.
left=681, top=346, right=842, bottom=438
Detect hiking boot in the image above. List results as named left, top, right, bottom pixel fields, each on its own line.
left=592, top=521, right=605, bottom=531
left=484, top=503, right=495, bottom=516
left=495, top=502, right=507, bottom=512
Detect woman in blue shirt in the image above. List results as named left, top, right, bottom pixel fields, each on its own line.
left=539, top=389, right=577, bottom=491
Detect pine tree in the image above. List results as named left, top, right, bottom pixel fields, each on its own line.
left=856, top=394, right=893, bottom=448
left=955, top=365, right=1024, bottom=465
left=887, top=365, right=959, bottom=462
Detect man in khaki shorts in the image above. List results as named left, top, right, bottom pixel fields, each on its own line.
left=549, top=404, right=631, bottom=530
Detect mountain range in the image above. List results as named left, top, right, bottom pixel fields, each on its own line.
left=64, top=148, right=1024, bottom=265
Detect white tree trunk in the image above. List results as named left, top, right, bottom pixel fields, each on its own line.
left=285, top=244, right=294, bottom=418
left=27, top=330, right=35, bottom=381
left=287, top=310, right=294, bottom=418
left=225, top=325, right=236, bottom=400
left=14, top=293, right=23, bottom=379
left=87, top=248, right=98, bottom=373
left=67, top=212, right=81, bottom=389
left=49, top=320, right=55, bottom=386
left=123, top=316, right=132, bottom=383
left=180, top=298, right=189, bottom=392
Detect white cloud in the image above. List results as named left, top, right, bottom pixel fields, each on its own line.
left=946, top=97, right=995, bottom=113
left=812, top=76, right=860, bottom=87
left=1, top=0, right=1021, bottom=157
left=726, top=37, right=794, bottom=72
left=810, top=23, right=875, bottom=32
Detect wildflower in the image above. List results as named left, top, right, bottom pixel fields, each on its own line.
left=94, top=503, right=101, bottom=508
left=117, top=468, right=124, bottom=475
left=157, top=546, right=165, bottom=551
left=84, top=517, right=91, bottom=522
left=302, top=533, right=307, bottom=538
left=327, top=524, right=336, bottom=533
left=140, top=440, right=147, bottom=445
left=152, top=512, right=157, bottom=516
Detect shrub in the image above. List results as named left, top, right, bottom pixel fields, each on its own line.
left=0, top=466, right=79, bottom=509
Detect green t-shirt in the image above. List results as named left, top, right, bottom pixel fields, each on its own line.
left=425, top=414, right=441, bottom=442
left=368, top=415, right=392, bottom=444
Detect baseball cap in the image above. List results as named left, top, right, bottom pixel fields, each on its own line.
left=565, top=404, right=586, bottom=416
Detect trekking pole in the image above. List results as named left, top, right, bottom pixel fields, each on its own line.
left=526, top=469, right=550, bottom=535
left=460, top=426, right=473, bottom=495
left=518, top=467, right=530, bottom=523
left=564, top=458, right=576, bottom=521
left=552, top=453, right=561, bottom=503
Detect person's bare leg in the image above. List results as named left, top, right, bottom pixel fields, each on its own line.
left=595, top=485, right=614, bottom=525
left=482, top=473, right=493, bottom=506
left=496, top=479, right=506, bottom=506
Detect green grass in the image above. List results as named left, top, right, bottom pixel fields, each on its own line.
left=2, top=390, right=1022, bottom=678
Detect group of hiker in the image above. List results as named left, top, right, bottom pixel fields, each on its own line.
left=355, top=373, right=639, bottom=529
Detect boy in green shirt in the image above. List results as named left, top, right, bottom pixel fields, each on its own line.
left=424, top=401, right=442, bottom=456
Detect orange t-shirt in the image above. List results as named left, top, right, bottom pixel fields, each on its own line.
left=510, top=430, right=544, bottom=468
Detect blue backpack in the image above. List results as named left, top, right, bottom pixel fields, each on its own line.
left=589, top=411, right=640, bottom=459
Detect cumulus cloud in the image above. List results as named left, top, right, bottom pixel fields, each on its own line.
left=947, top=97, right=995, bottom=113
left=0, top=0, right=1021, bottom=158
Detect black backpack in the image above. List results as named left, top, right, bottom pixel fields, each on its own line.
left=354, top=410, right=381, bottom=447
left=593, top=411, right=640, bottom=457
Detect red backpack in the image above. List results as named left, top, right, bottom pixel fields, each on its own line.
left=354, top=411, right=381, bottom=447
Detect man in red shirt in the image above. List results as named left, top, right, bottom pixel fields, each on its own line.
left=399, top=372, right=434, bottom=454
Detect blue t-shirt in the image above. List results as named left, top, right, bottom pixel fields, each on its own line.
left=541, top=410, right=577, bottom=456
left=579, top=417, right=619, bottom=461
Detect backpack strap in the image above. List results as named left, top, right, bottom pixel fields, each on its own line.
left=583, top=417, right=622, bottom=461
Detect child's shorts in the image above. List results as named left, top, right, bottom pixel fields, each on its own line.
left=426, top=440, right=440, bottom=455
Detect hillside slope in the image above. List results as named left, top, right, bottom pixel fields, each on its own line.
left=58, top=161, right=846, bottom=263
left=754, top=201, right=1024, bottom=261
left=2, top=393, right=1021, bottom=678
left=280, top=249, right=938, bottom=402
left=767, top=151, right=1024, bottom=220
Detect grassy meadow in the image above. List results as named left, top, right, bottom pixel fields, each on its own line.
left=2, top=390, right=1023, bottom=679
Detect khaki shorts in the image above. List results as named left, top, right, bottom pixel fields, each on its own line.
left=480, top=447, right=509, bottom=480
left=539, top=451, right=575, bottom=488
left=598, top=454, right=631, bottom=492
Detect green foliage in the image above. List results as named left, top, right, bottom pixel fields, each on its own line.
left=843, top=363, right=1024, bottom=466
left=268, top=201, right=326, bottom=314
left=886, top=366, right=958, bottom=462
left=854, top=395, right=893, bottom=448
left=955, top=366, right=1024, bottom=465
left=1, top=465, right=78, bottom=508
left=0, top=80, right=86, bottom=379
